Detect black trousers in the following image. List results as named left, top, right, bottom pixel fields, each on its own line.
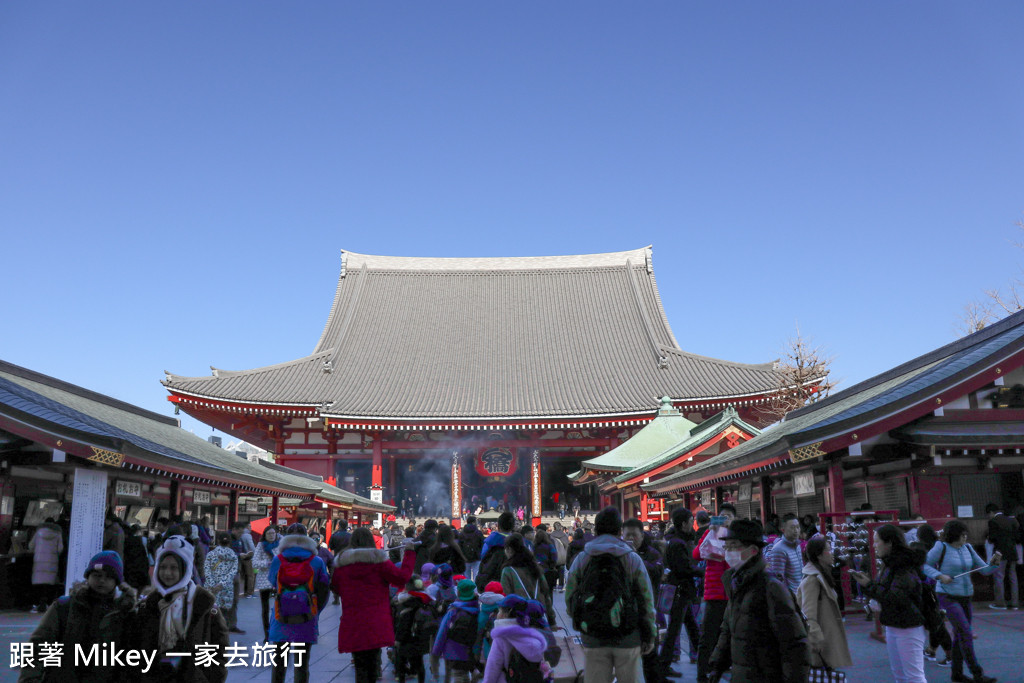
left=354, top=648, right=381, bottom=683
left=659, top=587, right=700, bottom=671
left=395, top=645, right=426, bottom=683
left=696, top=600, right=728, bottom=682
left=271, top=642, right=311, bottom=683
left=260, top=589, right=274, bottom=639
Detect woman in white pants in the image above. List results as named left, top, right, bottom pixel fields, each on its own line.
left=852, top=524, right=927, bottom=683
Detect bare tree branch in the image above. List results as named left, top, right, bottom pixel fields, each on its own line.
left=755, top=329, right=837, bottom=424
left=958, top=214, right=1024, bottom=336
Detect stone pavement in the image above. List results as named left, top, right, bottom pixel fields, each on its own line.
left=1, top=591, right=1023, bottom=682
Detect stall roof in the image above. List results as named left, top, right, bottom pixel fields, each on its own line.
left=644, top=307, right=1024, bottom=493
left=0, top=360, right=392, bottom=511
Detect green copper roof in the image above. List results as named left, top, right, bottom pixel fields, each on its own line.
left=611, top=406, right=760, bottom=484
left=577, top=397, right=698, bottom=474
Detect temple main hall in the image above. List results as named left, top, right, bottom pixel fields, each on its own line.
left=163, top=247, right=785, bottom=525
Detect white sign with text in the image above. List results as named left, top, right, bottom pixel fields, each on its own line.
left=66, top=468, right=108, bottom=595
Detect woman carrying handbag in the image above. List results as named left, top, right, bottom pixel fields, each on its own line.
left=797, top=537, right=851, bottom=682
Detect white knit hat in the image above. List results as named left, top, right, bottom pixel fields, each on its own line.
left=153, top=535, right=195, bottom=596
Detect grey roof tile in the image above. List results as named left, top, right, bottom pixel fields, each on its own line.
left=644, top=308, right=1024, bottom=492
left=165, top=247, right=783, bottom=421
left=0, top=361, right=391, bottom=511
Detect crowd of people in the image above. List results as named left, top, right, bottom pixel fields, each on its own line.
left=15, top=498, right=1023, bottom=683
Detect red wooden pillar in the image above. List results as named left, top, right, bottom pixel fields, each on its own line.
left=759, top=477, right=771, bottom=525
left=640, top=492, right=650, bottom=523
left=828, top=460, right=846, bottom=514
left=371, top=433, right=383, bottom=488
left=271, top=495, right=280, bottom=525
left=371, top=432, right=384, bottom=505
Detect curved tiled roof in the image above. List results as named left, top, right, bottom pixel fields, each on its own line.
left=0, top=361, right=392, bottom=512
left=164, top=247, right=782, bottom=421
left=643, top=307, right=1024, bottom=494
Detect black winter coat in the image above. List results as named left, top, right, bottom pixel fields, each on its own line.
left=863, top=544, right=926, bottom=629
left=636, top=538, right=665, bottom=593
left=459, top=524, right=485, bottom=562
left=20, top=585, right=136, bottom=683
left=710, top=556, right=809, bottom=683
left=663, top=527, right=701, bottom=601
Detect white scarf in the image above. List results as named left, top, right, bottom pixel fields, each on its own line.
left=158, top=582, right=196, bottom=652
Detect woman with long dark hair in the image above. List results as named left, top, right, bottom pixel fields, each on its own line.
left=252, top=526, right=281, bottom=642
left=909, top=525, right=951, bottom=666
left=428, top=524, right=467, bottom=576
left=797, top=537, right=851, bottom=671
left=922, top=519, right=999, bottom=683
left=499, top=533, right=556, bottom=626
left=334, top=526, right=417, bottom=683
left=851, top=524, right=927, bottom=683
left=532, top=528, right=559, bottom=596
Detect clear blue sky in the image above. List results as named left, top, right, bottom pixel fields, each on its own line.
left=2, top=2, right=1023, bottom=439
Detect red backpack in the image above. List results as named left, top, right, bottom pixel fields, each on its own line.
left=275, top=556, right=317, bottom=624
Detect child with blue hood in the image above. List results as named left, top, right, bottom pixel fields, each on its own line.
left=267, top=523, right=331, bottom=683
left=482, top=595, right=552, bottom=683
left=432, top=579, right=481, bottom=683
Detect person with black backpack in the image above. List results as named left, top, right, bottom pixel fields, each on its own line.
left=565, top=506, right=656, bottom=683
left=475, top=512, right=516, bottom=590
left=431, top=579, right=482, bottom=683
left=460, top=515, right=485, bottom=581
left=394, top=576, right=435, bottom=683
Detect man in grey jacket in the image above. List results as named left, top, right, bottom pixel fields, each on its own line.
left=566, top=507, right=656, bottom=683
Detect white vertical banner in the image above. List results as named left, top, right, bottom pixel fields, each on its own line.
left=370, top=488, right=383, bottom=527
left=531, top=449, right=542, bottom=520
left=66, top=468, right=108, bottom=595
left=451, top=452, right=462, bottom=521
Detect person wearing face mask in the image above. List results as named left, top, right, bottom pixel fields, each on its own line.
left=693, top=504, right=735, bottom=683
left=707, top=519, right=809, bottom=683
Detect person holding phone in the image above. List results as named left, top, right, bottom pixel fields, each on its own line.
left=921, top=519, right=999, bottom=683
left=850, top=524, right=927, bottom=683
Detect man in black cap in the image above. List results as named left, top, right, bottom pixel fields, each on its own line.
left=707, top=519, right=808, bottom=683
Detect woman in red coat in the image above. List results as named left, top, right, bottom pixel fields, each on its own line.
left=333, top=526, right=417, bottom=683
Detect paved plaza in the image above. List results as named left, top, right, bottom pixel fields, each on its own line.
left=1, top=590, right=1023, bottom=682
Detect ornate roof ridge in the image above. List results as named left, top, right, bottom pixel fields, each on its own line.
left=659, top=344, right=778, bottom=372
left=340, top=246, right=653, bottom=273
left=164, top=350, right=332, bottom=384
